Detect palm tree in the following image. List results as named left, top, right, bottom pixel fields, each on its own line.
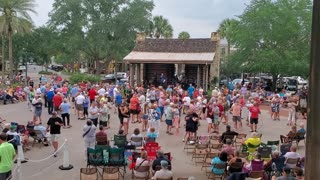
left=0, top=0, right=35, bottom=78
left=218, top=18, right=237, bottom=54
left=178, top=31, right=190, bottom=39
left=147, top=15, right=173, bottom=39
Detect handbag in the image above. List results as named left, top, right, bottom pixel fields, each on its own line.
left=82, top=126, right=92, bottom=138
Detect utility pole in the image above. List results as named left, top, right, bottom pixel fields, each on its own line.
left=306, top=1, right=320, bottom=179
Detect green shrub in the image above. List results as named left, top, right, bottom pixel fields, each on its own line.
left=69, top=73, right=101, bottom=84
left=38, top=71, right=53, bottom=75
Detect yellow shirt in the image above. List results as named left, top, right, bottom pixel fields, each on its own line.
left=245, top=137, right=261, bottom=152
left=0, top=142, right=16, bottom=173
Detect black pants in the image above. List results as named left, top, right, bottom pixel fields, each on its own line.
left=44, top=95, right=48, bottom=107
left=47, top=100, right=53, bottom=114
left=3, top=94, right=14, bottom=104
left=61, top=113, right=70, bottom=126
left=90, top=118, right=98, bottom=127
left=0, top=170, right=12, bottom=180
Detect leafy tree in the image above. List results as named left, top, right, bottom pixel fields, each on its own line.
left=147, top=15, right=173, bottom=39
left=226, top=0, right=312, bottom=91
left=49, top=0, right=154, bottom=74
left=0, top=0, right=36, bottom=77
left=178, top=31, right=190, bottom=39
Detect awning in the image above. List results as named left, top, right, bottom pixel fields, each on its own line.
left=123, top=52, right=215, bottom=64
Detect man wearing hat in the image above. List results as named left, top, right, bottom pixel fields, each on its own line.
left=152, top=160, right=173, bottom=179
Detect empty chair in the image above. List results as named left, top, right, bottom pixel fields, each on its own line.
left=257, top=146, right=272, bottom=160
left=191, top=144, right=209, bottom=164
left=102, top=167, right=119, bottom=180
left=87, top=148, right=104, bottom=167
left=280, top=143, right=292, bottom=156
left=113, top=134, right=127, bottom=147
left=80, top=168, right=98, bottom=180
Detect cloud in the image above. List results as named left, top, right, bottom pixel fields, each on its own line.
left=31, top=0, right=251, bottom=37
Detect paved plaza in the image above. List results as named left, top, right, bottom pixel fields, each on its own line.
left=2, top=101, right=306, bottom=180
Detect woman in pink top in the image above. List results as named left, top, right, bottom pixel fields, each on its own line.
left=230, top=100, right=242, bottom=130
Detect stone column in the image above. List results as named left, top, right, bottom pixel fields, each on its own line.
left=129, top=63, right=134, bottom=87
left=306, top=1, right=320, bottom=179
left=202, top=65, right=206, bottom=89
left=136, top=64, right=141, bottom=86
left=140, top=63, right=144, bottom=86
left=205, top=65, right=209, bottom=92
left=197, top=65, right=200, bottom=88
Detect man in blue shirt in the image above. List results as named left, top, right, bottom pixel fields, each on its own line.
left=46, top=88, right=55, bottom=114
left=71, top=84, right=79, bottom=103
left=187, top=84, right=195, bottom=98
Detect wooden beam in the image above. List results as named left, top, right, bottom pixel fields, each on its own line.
left=197, top=65, right=200, bottom=88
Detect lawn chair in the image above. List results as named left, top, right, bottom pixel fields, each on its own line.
left=285, top=158, right=299, bottom=169
left=113, top=135, right=127, bottom=147
left=228, top=162, right=244, bottom=174
left=144, top=142, right=160, bottom=160
left=251, top=160, right=264, bottom=171
left=96, top=134, right=109, bottom=145
left=257, top=146, right=272, bottom=160
left=107, top=147, right=126, bottom=179
left=249, top=170, right=264, bottom=179
left=191, top=144, right=209, bottom=165
left=87, top=148, right=104, bottom=167
left=29, top=129, right=46, bottom=148
left=280, top=143, right=292, bottom=156
left=130, top=137, right=144, bottom=149
left=145, top=137, right=156, bottom=143
left=80, top=168, right=98, bottom=180
left=102, top=167, right=120, bottom=180
left=292, top=132, right=306, bottom=149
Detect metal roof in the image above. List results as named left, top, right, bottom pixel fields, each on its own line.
left=124, top=52, right=215, bottom=64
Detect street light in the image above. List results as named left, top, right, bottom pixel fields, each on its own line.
left=19, top=49, right=33, bottom=85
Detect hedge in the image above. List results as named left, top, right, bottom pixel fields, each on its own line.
left=69, top=73, right=101, bottom=84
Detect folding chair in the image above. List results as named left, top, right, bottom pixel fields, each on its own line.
left=286, top=158, right=299, bottom=169
left=30, top=130, right=46, bottom=148
left=191, top=144, right=209, bottom=165
left=107, top=147, right=126, bottom=179
left=235, top=133, right=247, bottom=149
left=144, top=142, right=160, bottom=160
left=183, top=136, right=197, bottom=153
left=228, top=161, right=244, bottom=174
left=209, top=143, right=223, bottom=153
left=208, top=162, right=227, bottom=179
left=251, top=160, right=264, bottom=171
left=238, top=152, right=249, bottom=160
left=80, top=168, right=98, bottom=180
left=201, top=152, right=219, bottom=175
left=102, top=167, right=120, bottom=180
left=113, top=135, right=127, bottom=147
left=249, top=170, right=264, bottom=179
left=133, top=165, right=150, bottom=180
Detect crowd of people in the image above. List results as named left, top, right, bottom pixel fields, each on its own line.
left=0, top=74, right=308, bottom=179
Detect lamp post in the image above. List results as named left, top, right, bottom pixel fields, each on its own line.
left=19, top=49, right=33, bottom=85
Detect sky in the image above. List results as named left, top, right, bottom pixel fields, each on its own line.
left=32, top=0, right=251, bottom=38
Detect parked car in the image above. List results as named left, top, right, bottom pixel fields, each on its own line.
left=232, top=79, right=249, bottom=86
left=48, top=64, right=64, bottom=72
left=292, top=76, right=308, bottom=85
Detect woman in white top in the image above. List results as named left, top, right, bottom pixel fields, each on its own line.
left=134, top=151, right=150, bottom=178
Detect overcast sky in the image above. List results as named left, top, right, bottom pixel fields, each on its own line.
left=32, top=0, right=251, bottom=38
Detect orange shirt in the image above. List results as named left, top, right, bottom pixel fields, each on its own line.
left=130, top=97, right=139, bottom=110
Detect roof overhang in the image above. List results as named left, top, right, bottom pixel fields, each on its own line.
left=123, top=52, right=215, bottom=64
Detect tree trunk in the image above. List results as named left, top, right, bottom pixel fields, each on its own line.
left=272, top=74, right=278, bottom=92
left=227, top=39, right=231, bottom=55
left=8, top=29, right=13, bottom=79
left=2, top=34, right=5, bottom=83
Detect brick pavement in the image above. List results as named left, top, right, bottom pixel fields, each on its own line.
left=1, top=102, right=306, bottom=180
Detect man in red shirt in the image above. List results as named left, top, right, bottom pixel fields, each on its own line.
left=249, top=102, right=261, bottom=132
left=53, top=92, right=63, bottom=114
left=88, top=87, right=97, bottom=103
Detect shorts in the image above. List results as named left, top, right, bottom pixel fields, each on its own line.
left=123, top=118, right=129, bottom=123
left=54, top=106, right=60, bottom=111
left=100, top=121, right=108, bottom=127
left=130, top=109, right=140, bottom=115
left=83, top=107, right=88, bottom=115
left=206, top=117, right=212, bottom=124
left=76, top=104, right=84, bottom=111
left=232, top=116, right=241, bottom=122
left=213, top=118, right=220, bottom=125
left=202, top=107, right=206, bottom=114
left=34, top=110, right=42, bottom=117
left=165, top=119, right=173, bottom=126
left=50, top=134, right=60, bottom=142
left=72, top=97, right=75, bottom=102
left=119, top=117, right=124, bottom=125
left=250, top=118, right=258, bottom=124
